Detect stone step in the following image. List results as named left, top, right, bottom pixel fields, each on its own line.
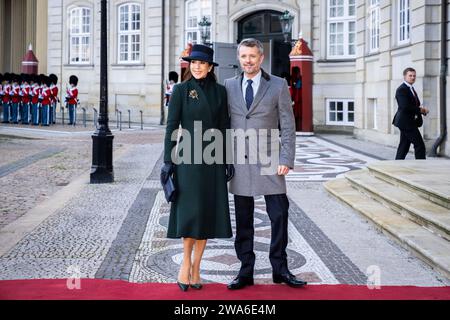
left=367, top=160, right=450, bottom=209
left=345, top=169, right=450, bottom=241
left=324, top=178, right=450, bottom=280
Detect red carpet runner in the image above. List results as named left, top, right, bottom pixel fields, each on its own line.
left=0, top=279, right=449, bottom=300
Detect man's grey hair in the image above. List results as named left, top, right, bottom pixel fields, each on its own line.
left=237, top=38, right=264, bottom=56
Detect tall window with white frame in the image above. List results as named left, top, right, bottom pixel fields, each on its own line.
left=118, top=3, right=141, bottom=64
left=327, top=99, right=355, bottom=125
left=369, top=0, right=380, bottom=52
left=69, top=7, right=91, bottom=64
left=327, top=0, right=356, bottom=59
left=185, top=0, right=212, bottom=45
left=398, top=0, right=410, bottom=44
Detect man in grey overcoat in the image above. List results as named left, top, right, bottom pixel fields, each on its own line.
left=224, top=38, right=307, bottom=290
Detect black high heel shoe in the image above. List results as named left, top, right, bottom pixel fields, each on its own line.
left=190, top=283, right=203, bottom=290
left=177, top=281, right=189, bottom=292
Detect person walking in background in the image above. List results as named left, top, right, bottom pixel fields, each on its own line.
left=224, top=38, right=307, bottom=290
left=392, top=67, right=429, bottom=159
left=161, top=44, right=234, bottom=292
left=66, top=75, right=79, bottom=126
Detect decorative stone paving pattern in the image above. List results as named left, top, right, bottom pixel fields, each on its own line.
left=287, top=136, right=376, bottom=182
left=129, top=189, right=362, bottom=285
left=288, top=197, right=368, bottom=285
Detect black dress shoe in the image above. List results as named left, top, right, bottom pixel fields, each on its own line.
left=177, top=281, right=189, bottom=292
left=227, top=277, right=254, bottom=290
left=273, top=273, right=307, bottom=288
left=190, top=283, right=203, bottom=290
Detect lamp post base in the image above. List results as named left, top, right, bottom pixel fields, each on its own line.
left=90, top=133, right=114, bottom=184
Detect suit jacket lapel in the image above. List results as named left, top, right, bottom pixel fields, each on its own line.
left=403, top=83, right=420, bottom=107
left=234, top=75, right=248, bottom=114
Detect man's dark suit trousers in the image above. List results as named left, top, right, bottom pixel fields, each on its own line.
left=233, top=194, right=289, bottom=278
left=395, top=127, right=426, bottom=160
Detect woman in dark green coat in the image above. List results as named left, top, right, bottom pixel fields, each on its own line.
left=161, top=44, right=234, bottom=291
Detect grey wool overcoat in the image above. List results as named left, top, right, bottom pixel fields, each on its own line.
left=224, top=69, right=296, bottom=197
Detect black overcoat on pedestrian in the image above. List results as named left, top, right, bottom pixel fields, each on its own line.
left=163, top=76, right=232, bottom=239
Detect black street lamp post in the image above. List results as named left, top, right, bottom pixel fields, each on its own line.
left=90, top=0, right=114, bottom=183
left=198, top=16, right=211, bottom=46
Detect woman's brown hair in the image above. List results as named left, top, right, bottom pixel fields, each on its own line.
left=182, top=62, right=217, bottom=82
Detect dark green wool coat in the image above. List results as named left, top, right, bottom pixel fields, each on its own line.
left=164, top=77, right=232, bottom=239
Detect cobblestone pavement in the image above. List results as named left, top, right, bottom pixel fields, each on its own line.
left=0, top=123, right=448, bottom=287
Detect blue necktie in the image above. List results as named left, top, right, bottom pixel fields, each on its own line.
left=245, top=79, right=253, bottom=110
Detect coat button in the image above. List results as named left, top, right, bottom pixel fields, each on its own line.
left=245, top=155, right=248, bottom=159
left=246, top=116, right=250, bottom=119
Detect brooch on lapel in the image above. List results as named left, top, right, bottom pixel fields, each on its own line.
left=189, top=90, right=199, bottom=100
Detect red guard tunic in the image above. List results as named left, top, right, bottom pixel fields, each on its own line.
left=41, top=87, right=51, bottom=106
left=66, top=87, right=78, bottom=105
left=2, top=84, right=11, bottom=103
left=31, top=84, right=40, bottom=104
left=21, top=85, right=31, bottom=104
left=11, top=84, right=21, bottom=104
left=50, top=84, right=59, bottom=104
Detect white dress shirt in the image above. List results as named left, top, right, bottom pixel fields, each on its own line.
left=403, top=81, right=418, bottom=99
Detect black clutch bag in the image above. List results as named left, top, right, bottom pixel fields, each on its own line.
left=162, top=175, right=176, bottom=203
left=415, top=114, right=423, bottom=128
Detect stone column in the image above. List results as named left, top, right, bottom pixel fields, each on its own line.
left=36, top=0, right=48, bottom=73
left=11, top=0, right=27, bottom=72
left=0, top=1, right=4, bottom=71
left=26, top=0, right=37, bottom=50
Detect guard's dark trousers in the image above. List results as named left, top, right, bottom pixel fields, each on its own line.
left=395, top=128, right=426, bottom=160
left=234, top=194, right=289, bottom=278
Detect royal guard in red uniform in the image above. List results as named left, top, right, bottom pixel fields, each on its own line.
left=38, top=74, right=45, bottom=125
left=1, top=73, right=11, bottom=123
left=30, top=75, right=41, bottom=125
left=49, top=74, right=59, bottom=125
left=20, top=74, right=31, bottom=124
left=10, top=74, right=21, bottom=124
left=65, top=75, right=79, bottom=125
left=40, top=75, right=52, bottom=126
left=290, top=66, right=303, bottom=129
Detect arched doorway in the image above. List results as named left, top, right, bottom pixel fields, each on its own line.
left=237, top=10, right=291, bottom=79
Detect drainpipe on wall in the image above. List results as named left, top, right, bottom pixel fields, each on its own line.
left=160, top=0, right=166, bottom=125
left=429, top=0, right=448, bottom=157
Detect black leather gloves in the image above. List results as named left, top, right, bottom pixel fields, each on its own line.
left=226, top=164, right=235, bottom=182
left=160, top=162, right=175, bottom=184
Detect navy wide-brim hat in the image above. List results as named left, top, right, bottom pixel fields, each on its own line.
left=182, top=44, right=218, bottom=67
